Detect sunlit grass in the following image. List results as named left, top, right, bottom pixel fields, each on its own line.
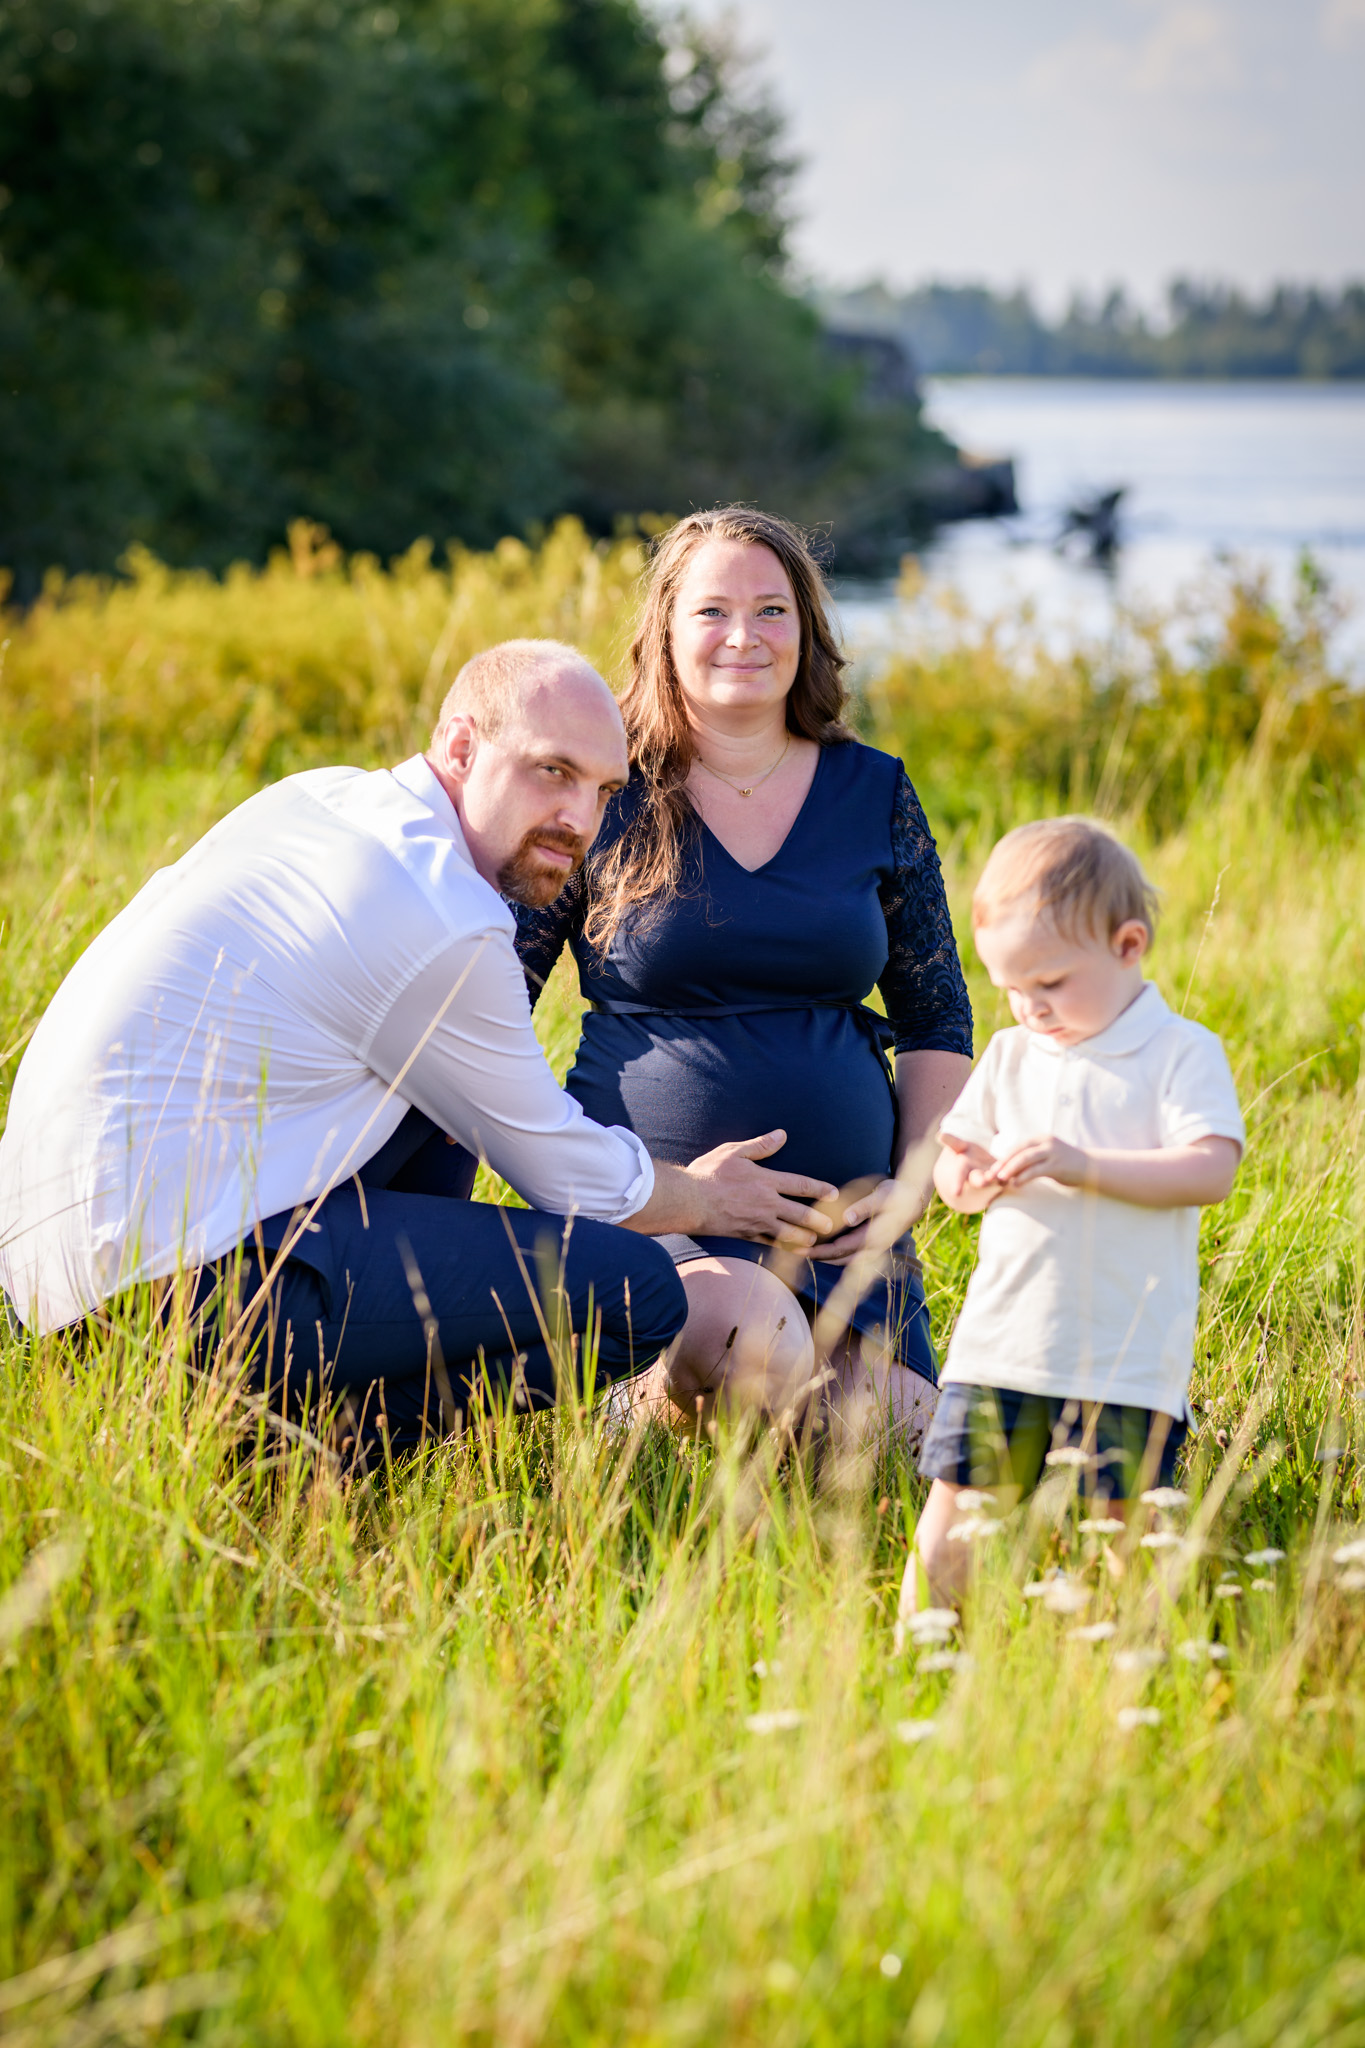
left=3, top=539, right=1365, bottom=2041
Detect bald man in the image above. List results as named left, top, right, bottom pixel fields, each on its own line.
left=0, top=638, right=836, bottom=1447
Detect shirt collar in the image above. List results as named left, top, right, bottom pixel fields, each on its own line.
left=391, top=752, right=467, bottom=849
left=1028, top=980, right=1170, bottom=1059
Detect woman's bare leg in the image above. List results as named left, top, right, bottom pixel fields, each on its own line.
left=650, top=1257, right=818, bottom=1426
left=823, top=1331, right=939, bottom=1456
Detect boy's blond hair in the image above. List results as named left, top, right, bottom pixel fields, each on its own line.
left=972, top=816, right=1160, bottom=942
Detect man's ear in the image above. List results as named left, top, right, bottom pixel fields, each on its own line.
left=431, top=714, right=478, bottom=785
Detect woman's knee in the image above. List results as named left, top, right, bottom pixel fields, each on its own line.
left=667, top=1259, right=816, bottom=1417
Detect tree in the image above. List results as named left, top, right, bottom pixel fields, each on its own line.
left=0, top=0, right=945, bottom=584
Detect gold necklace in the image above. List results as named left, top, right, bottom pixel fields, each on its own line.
left=695, top=732, right=791, bottom=798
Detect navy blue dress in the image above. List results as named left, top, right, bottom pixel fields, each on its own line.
left=514, top=739, right=972, bottom=1380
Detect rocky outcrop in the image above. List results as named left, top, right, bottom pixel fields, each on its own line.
left=824, top=327, right=922, bottom=405
left=910, top=453, right=1019, bottom=522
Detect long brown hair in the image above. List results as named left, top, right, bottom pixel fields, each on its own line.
left=584, top=506, right=853, bottom=950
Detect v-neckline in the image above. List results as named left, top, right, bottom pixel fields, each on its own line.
left=693, top=743, right=827, bottom=876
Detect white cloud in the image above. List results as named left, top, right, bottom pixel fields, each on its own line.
left=1024, top=4, right=1239, bottom=103
left=1320, top=0, right=1365, bottom=47
left=1133, top=5, right=1240, bottom=90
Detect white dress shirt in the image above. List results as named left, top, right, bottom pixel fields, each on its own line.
left=0, top=755, right=653, bottom=1333
left=938, top=982, right=1245, bottom=1418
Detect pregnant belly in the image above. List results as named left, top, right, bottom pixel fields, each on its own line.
left=566, top=1010, right=897, bottom=1190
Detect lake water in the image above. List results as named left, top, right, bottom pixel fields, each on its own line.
left=832, top=379, right=1365, bottom=676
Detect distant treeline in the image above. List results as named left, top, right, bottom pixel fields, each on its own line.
left=828, top=280, right=1365, bottom=380
left=0, top=0, right=949, bottom=589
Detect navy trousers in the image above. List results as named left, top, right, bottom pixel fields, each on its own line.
left=193, top=1109, right=687, bottom=1450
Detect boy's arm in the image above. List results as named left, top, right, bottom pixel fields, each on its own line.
left=987, top=1134, right=1241, bottom=1208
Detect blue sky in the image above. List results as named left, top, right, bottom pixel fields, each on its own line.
left=682, top=0, right=1365, bottom=306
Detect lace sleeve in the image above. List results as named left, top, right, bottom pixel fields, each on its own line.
left=512, top=869, right=586, bottom=1009
left=877, top=764, right=974, bottom=1057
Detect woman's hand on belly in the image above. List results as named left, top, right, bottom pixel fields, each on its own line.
left=809, top=1176, right=922, bottom=1264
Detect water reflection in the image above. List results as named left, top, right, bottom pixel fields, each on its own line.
left=833, top=378, right=1365, bottom=676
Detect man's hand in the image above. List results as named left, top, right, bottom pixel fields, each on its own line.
left=934, top=1131, right=1004, bottom=1215
left=623, top=1131, right=839, bottom=1249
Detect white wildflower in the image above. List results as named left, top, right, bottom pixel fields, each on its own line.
left=1140, top=1531, right=1183, bottom=1551
left=1332, top=1538, right=1365, bottom=1566
left=751, top=1658, right=783, bottom=1679
left=918, top=1650, right=973, bottom=1674
left=1338, top=1569, right=1365, bottom=1592
left=746, top=1709, right=803, bottom=1735
left=1215, top=1581, right=1243, bottom=1598
left=1042, top=1580, right=1090, bottom=1615
left=1249, top=1579, right=1275, bottom=1593
left=1116, top=1706, right=1161, bottom=1730
left=879, top=1954, right=903, bottom=1980
left=1079, top=1517, right=1126, bottom=1535
left=1244, top=1548, right=1285, bottom=1567
left=1177, top=1640, right=1229, bottom=1664
left=1114, top=1646, right=1165, bottom=1673
left=954, top=1488, right=993, bottom=1512
left=946, top=1515, right=1005, bottom=1544
left=1069, top=1620, right=1117, bottom=1643
left=894, top=1718, right=939, bottom=1744
left=906, top=1608, right=959, bottom=1635
left=1140, top=1487, right=1189, bottom=1510
left=1045, top=1446, right=1092, bottom=1469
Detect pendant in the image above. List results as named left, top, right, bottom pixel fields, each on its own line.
left=738, top=787, right=753, bottom=797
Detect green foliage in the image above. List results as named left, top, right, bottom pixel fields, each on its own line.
left=0, top=516, right=645, bottom=782
left=0, top=0, right=945, bottom=587
left=868, top=555, right=1365, bottom=841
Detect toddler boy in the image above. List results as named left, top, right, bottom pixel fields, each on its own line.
left=902, top=817, right=1244, bottom=1612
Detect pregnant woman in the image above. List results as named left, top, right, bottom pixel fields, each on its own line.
left=515, top=507, right=973, bottom=1439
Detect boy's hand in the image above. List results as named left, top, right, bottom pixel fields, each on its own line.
left=990, top=1133, right=1241, bottom=1207
left=991, top=1135, right=1092, bottom=1191
left=935, top=1131, right=1005, bottom=1214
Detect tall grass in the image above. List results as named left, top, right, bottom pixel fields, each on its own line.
left=2, top=537, right=1365, bottom=2042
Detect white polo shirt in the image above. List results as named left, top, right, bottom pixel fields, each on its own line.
left=938, top=981, right=1244, bottom=1418
left=0, top=755, right=653, bottom=1334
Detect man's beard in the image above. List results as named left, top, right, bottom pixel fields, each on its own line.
left=497, top=826, right=588, bottom=908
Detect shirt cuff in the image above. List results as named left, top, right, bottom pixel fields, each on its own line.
left=596, top=1126, right=655, bottom=1223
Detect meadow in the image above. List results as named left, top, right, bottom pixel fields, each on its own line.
left=2, top=528, right=1364, bottom=2046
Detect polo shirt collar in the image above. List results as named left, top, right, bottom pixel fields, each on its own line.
left=1030, top=979, right=1168, bottom=1059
